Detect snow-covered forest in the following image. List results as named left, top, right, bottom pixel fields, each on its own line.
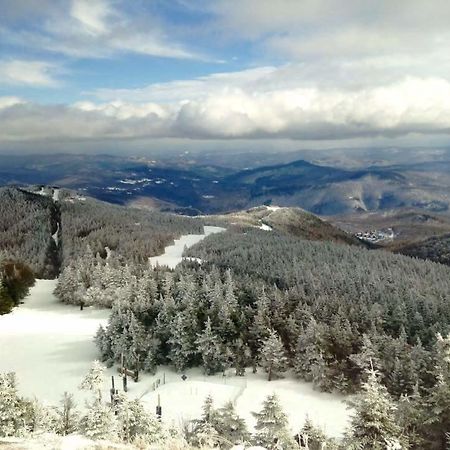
left=0, top=187, right=203, bottom=277
left=2, top=189, right=450, bottom=449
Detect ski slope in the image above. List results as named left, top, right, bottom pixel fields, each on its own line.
left=149, top=225, right=225, bottom=268
left=0, top=279, right=109, bottom=405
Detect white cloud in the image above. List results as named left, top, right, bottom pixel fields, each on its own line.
left=1, top=77, right=450, bottom=145
left=70, top=0, right=111, bottom=36
left=0, top=96, right=25, bottom=109
left=0, top=60, right=60, bottom=87
left=0, top=0, right=207, bottom=60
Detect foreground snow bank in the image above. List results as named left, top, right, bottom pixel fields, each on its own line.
left=0, top=279, right=109, bottom=405
left=149, top=226, right=225, bottom=269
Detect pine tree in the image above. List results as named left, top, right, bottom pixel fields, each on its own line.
left=294, top=319, right=326, bottom=383
left=345, top=369, right=402, bottom=449
left=79, top=360, right=106, bottom=402
left=252, top=393, right=296, bottom=449
left=0, top=372, right=28, bottom=437
left=196, top=317, right=227, bottom=375
left=189, top=395, right=220, bottom=448
left=259, top=329, right=288, bottom=381
left=55, top=392, right=79, bottom=436
left=396, top=385, right=425, bottom=449
left=215, top=401, right=250, bottom=446
left=423, top=333, right=450, bottom=449
left=298, top=416, right=328, bottom=450
left=79, top=398, right=116, bottom=440
left=168, top=312, right=197, bottom=371
left=115, top=392, right=164, bottom=445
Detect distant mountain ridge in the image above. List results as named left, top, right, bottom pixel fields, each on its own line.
left=0, top=153, right=449, bottom=217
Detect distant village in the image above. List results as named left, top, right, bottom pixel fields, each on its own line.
left=355, top=227, right=395, bottom=243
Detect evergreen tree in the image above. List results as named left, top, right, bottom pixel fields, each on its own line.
left=215, top=401, right=250, bottom=446
left=298, top=416, right=328, bottom=450
left=345, top=369, right=403, bottom=449
left=188, top=395, right=220, bottom=448
left=79, top=398, right=116, bottom=440
left=79, top=360, right=106, bottom=402
left=196, top=317, right=227, bottom=375
left=0, top=372, right=28, bottom=437
left=259, top=329, right=288, bottom=381
left=252, top=393, right=296, bottom=449
left=168, top=312, right=197, bottom=371
left=423, top=333, right=450, bottom=449
left=55, top=392, right=79, bottom=436
left=115, top=393, right=164, bottom=445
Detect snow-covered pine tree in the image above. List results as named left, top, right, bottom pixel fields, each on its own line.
left=79, top=360, right=106, bottom=402
left=196, top=317, right=227, bottom=375
left=259, top=329, right=288, bottom=381
left=423, top=333, right=450, bottom=449
left=345, top=369, right=403, bottom=449
left=215, top=400, right=250, bottom=446
left=55, top=392, right=79, bottom=436
left=294, top=318, right=327, bottom=384
left=168, top=312, right=197, bottom=371
left=231, top=336, right=252, bottom=376
left=188, top=395, right=220, bottom=448
left=297, top=416, right=328, bottom=450
left=115, top=392, right=164, bottom=445
left=396, top=385, right=425, bottom=449
left=0, top=372, right=29, bottom=437
left=79, top=397, right=117, bottom=440
left=252, top=393, right=296, bottom=449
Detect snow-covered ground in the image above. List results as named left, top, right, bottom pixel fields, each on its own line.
left=149, top=225, right=225, bottom=269
left=0, top=279, right=109, bottom=406
left=259, top=223, right=272, bottom=231
left=136, top=367, right=351, bottom=438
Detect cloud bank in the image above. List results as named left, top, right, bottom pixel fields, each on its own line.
left=1, top=75, right=450, bottom=144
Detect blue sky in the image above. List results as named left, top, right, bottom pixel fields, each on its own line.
left=1, top=0, right=450, bottom=153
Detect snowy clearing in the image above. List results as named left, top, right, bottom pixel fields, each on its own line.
left=0, top=279, right=109, bottom=406
left=135, top=368, right=351, bottom=438
left=149, top=226, right=225, bottom=269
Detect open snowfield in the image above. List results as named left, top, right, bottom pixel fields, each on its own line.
left=0, top=279, right=109, bottom=406
left=135, top=367, right=351, bottom=438
left=149, top=225, right=225, bottom=269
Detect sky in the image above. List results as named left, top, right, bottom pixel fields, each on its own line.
left=1, top=0, right=450, bottom=154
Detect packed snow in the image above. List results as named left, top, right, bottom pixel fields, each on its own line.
left=149, top=226, right=225, bottom=269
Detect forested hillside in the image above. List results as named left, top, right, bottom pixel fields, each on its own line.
left=208, top=205, right=364, bottom=246
left=59, top=193, right=203, bottom=266
left=0, top=187, right=58, bottom=277
left=393, top=233, right=450, bottom=266
left=0, top=187, right=203, bottom=277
